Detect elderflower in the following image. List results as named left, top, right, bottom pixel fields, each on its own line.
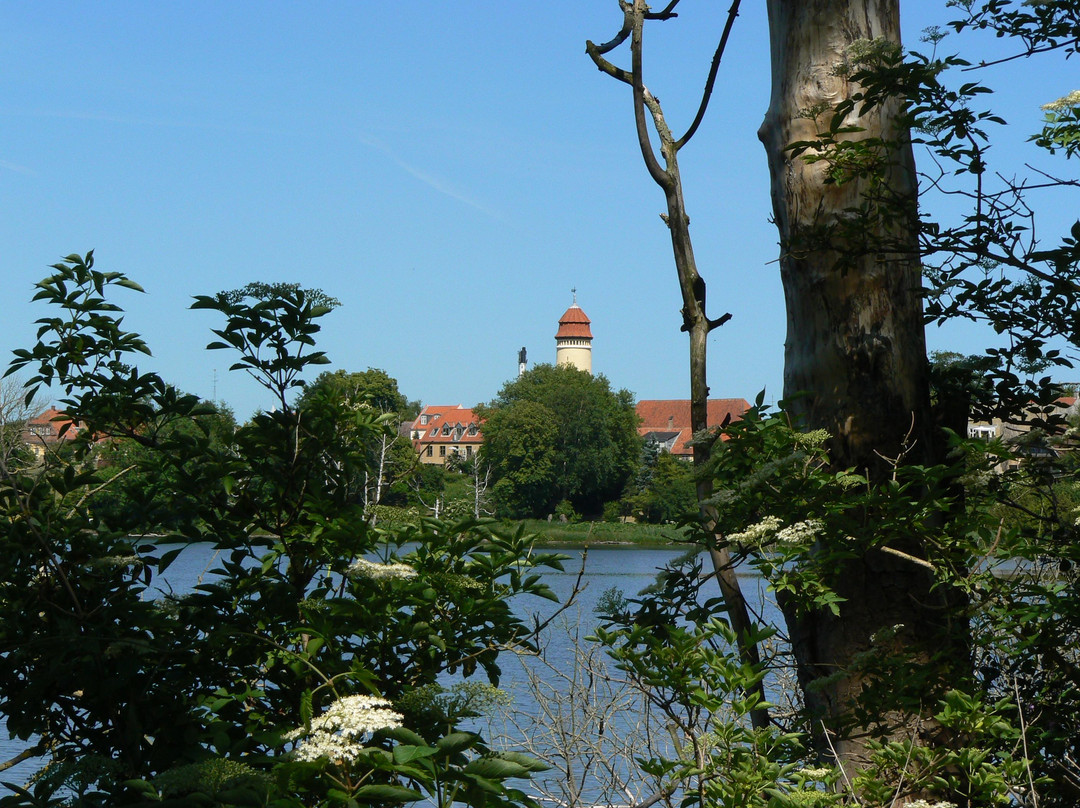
left=796, top=766, right=833, bottom=779
left=288, top=695, right=403, bottom=764
left=905, top=801, right=957, bottom=808
left=775, top=519, right=824, bottom=546
left=348, top=558, right=417, bottom=581
left=797, top=429, right=831, bottom=448
left=727, top=516, right=783, bottom=545
left=1043, top=90, right=1080, bottom=111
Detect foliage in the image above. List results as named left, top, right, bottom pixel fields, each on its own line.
left=0, top=253, right=558, bottom=806
left=294, top=367, right=423, bottom=512
left=0, top=376, right=36, bottom=472
left=593, top=555, right=803, bottom=808
left=480, top=364, right=640, bottom=518
left=88, top=400, right=237, bottom=532
left=622, top=446, right=698, bottom=524
left=296, top=367, right=419, bottom=420
left=482, top=400, right=561, bottom=519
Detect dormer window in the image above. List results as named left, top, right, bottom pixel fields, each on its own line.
left=420, top=414, right=429, bottom=425
left=442, top=425, right=451, bottom=436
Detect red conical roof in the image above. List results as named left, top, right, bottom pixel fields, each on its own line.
left=555, top=304, right=592, bottom=339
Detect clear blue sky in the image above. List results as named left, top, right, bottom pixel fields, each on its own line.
left=1, top=3, right=1072, bottom=419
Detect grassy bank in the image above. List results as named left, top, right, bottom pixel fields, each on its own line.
left=516, top=519, right=691, bottom=547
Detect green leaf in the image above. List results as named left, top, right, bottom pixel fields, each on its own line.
left=435, top=731, right=478, bottom=754
left=463, top=756, right=532, bottom=779
left=352, top=784, right=424, bottom=802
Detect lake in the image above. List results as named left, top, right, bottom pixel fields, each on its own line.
left=1, top=543, right=775, bottom=804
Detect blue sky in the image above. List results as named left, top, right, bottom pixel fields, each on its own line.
left=1, top=3, right=1073, bottom=419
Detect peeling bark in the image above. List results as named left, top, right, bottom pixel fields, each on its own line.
left=759, top=0, right=968, bottom=785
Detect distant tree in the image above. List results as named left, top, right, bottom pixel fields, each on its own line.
left=483, top=400, right=561, bottom=519
left=295, top=368, right=419, bottom=513
left=481, top=364, right=640, bottom=517
left=296, top=368, right=418, bottom=419
left=447, top=450, right=495, bottom=519
left=90, top=401, right=237, bottom=532
left=624, top=450, right=696, bottom=524
left=0, top=375, right=36, bottom=472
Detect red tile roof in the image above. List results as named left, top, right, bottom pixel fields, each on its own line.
left=555, top=304, right=593, bottom=340
left=635, top=398, right=750, bottom=457
left=410, top=405, right=483, bottom=448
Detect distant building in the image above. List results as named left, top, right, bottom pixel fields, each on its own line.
left=20, top=407, right=80, bottom=461
left=409, top=405, right=483, bottom=465
left=555, top=295, right=593, bottom=374
left=968, top=395, right=1078, bottom=470
left=635, top=398, right=750, bottom=458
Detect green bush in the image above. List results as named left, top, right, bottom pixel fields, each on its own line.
left=0, top=254, right=558, bottom=807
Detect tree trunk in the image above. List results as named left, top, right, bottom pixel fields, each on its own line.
left=759, top=0, right=967, bottom=783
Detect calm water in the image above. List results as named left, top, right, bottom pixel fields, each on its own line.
left=1, top=544, right=774, bottom=802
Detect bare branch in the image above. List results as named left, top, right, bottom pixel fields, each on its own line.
left=644, top=0, right=683, bottom=20
left=676, top=0, right=743, bottom=149
left=630, top=1, right=674, bottom=189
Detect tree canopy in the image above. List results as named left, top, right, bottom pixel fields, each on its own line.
left=480, top=363, right=640, bottom=518
left=296, top=368, right=419, bottom=419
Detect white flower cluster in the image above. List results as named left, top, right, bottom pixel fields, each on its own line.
left=348, top=558, right=417, bottom=582
left=727, top=516, right=783, bottom=545
left=797, top=429, right=831, bottom=448
left=906, top=801, right=957, bottom=808
left=728, top=517, right=825, bottom=548
left=796, top=766, right=832, bottom=779
left=775, top=520, right=824, bottom=545
left=288, top=695, right=403, bottom=764
left=1043, top=90, right=1080, bottom=111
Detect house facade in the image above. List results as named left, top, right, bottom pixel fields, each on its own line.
left=409, top=405, right=483, bottom=466
left=635, top=398, right=750, bottom=458
left=20, top=407, right=80, bottom=461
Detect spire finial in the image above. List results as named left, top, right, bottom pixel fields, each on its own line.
left=571, top=287, right=577, bottom=305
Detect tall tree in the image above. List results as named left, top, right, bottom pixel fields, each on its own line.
left=757, top=0, right=966, bottom=775
left=588, top=0, right=980, bottom=793
left=480, top=364, right=640, bottom=517
left=587, top=0, right=767, bottom=732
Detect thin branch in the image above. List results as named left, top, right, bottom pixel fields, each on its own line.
left=630, top=1, right=673, bottom=189
left=962, top=39, right=1079, bottom=71
left=588, top=2, right=633, bottom=55
left=0, top=744, right=44, bottom=773
left=585, top=42, right=634, bottom=86
left=644, top=0, right=682, bottom=20
left=676, top=0, right=742, bottom=149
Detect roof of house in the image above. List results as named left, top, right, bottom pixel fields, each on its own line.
left=555, top=304, right=593, bottom=340
left=635, top=398, right=750, bottom=456
left=410, top=405, right=483, bottom=446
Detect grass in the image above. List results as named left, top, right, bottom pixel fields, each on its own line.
left=515, top=518, right=691, bottom=547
